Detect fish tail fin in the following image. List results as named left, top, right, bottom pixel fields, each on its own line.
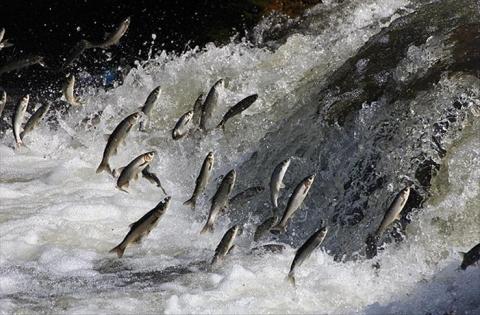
left=109, top=244, right=125, bottom=258
left=183, top=198, right=196, bottom=209
left=458, top=251, right=466, bottom=258
left=215, top=121, right=225, bottom=130
left=287, top=272, right=296, bottom=287
left=96, top=160, right=111, bottom=174
left=2, top=39, right=13, bottom=48
left=15, top=140, right=24, bottom=149
left=19, top=131, right=25, bottom=141
left=200, top=222, right=214, bottom=234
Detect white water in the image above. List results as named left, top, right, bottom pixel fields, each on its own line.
left=1, top=0, right=479, bottom=314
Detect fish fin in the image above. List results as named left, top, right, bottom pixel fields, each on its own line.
left=287, top=272, right=296, bottom=287
left=395, top=213, right=402, bottom=220
left=183, top=198, right=196, bottom=209
left=19, top=131, right=25, bottom=141
left=109, top=244, right=126, bottom=258
left=113, top=147, right=118, bottom=155
left=96, top=161, right=112, bottom=174
left=134, top=173, right=139, bottom=181
left=132, top=235, right=144, bottom=244
left=227, top=245, right=236, bottom=255
left=458, top=252, right=466, bottom=258
left=280, top=182, right=286, bottom=189
left=1, top=39, right=13, bottom=48
left=200, top=222, right=214, bottom=234
left=116, top=183, right=129, bottom=193
left=112, top=167, right=124, bottom=178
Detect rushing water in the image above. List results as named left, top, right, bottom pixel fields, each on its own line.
left=1, top=0, right=479, bottom=314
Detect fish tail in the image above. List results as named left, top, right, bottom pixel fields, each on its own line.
left=109, top=244, right=126, bottom=258
left=2, top=39, right=13, bottom=48
left=19, top=131, right=25, bottom=141
left=96, top=160, right=111, bottom=174
left=215, top=121, right=225, bottom=130
left=200, top=222, right=214, bottom=234
left=183, top=197, right=196, bottom=209
left=287, top=272, right=296, bottom=287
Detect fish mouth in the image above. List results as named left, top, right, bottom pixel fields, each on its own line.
left=144, top=153, right=155, bottom=161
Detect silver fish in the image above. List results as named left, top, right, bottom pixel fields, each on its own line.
left=140, top=85, right=161, bottom=130
left=12, top=95, right=29, bottom=147
left=142, top=165, right=167, bottom=195
left=116, top=151, right=155, bottom=192
left=271, top=174, right=315, bottom=233
left=20, top=103, right=50, bottom=140
left=0, top=91, right=6, bottom=118
left=211, top=225, right=240, bottom=265
left=460, top=243, right=480, bottom=270
left=0, top=28, right=13, bottom=51
left=254, top=215, right=278, bottom=242
left=63, top=75, right=82, bottom=106
left=230, top=186, right=265, bottom=207
left=172, top=110, right=193, bottom=140
left=375, top=186, right=410, bottom=237
left=200, top=169, right=236, bottom=234
left=184, top=152, right=214, bottom=209
left=200, top=79, right=223, bottom=131
left=270, top=158, right=291, bottom=209
left=96, top=112, right=141, bottom=174
left=110, top=196, right=171, bottom=258
left=0, top=56, right=45, bottom=76
left=216, top=94, right=258, bottom=130
left=287, top=226, right=328, bottom=286
left=91, top=17, right=131, bottom=49
left=192, top=93, right=204, bottom=126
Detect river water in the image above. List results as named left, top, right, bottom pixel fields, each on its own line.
left=0, top=0, right=479, bottom=313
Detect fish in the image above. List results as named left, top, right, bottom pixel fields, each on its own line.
left=211, top=225, right=241, bottom=265
left=91, top=17, right=131, bottom=49
left=229, top=186, right=265, bottom=207
left=216, top=94, right=258, bottom=130
left=109, top=196, right=171, bottom=258
left=60, top=39, right=92, bottom=70
left=0, top=28, right=13, bottom=50
left=254, top=215, right=279, bottom=242
left=270, top=158, right=291, bottom=209
left=200, top=169, right=236, bottom=234
left=116, top=151, right=155, bottom=192
left=20, top=103, right=50, bottom=140
left=12, top=95, right=29, bottom=147
left=375, top=186, right=410, bottom=237
left=0, top=56, right=46, bottom=76
left=172, top=111, right=193, bottom=140
left=251, top=244, right=286, bottom=255
left=142, top=165, right=167, bottom=195
left=271, top=175, right=315, bottom=233
left=0, top=91, right=6, bottom=118
left=287, top=226, right=328, bottom=286
left=96, top=112, right=141, bottom=174
left=192, top=93, right=204, bottom=126
left=62, top=75, right=82, bottom=106
left=459, top=242, right=480, bottom=270
left=199, top=79, right=223, bottom=131
left=183, top=152, right=214, bottom=209
left=139, top=85, right=161, bottom=130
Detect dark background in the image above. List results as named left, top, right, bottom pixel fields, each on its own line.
left=0, top=0, right=266, bottom=98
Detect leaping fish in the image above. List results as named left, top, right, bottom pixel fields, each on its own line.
left=90, top=17, right=131, bottom=49
left=216, top=94, right=258, bottom=130
left=12, top=95, right=29, bottom=147
left=62, top=75, right=83, bottom=106
left=20, top=103, right=50, bottom=141
left=116, top=151, right=155, bottom=192
left=200, top=169, right=236, bottom=234
left=211, top=225, right=241, bottom=265
left=97, top=112, right=141, bottom=174
left=183, top=152, right=215, bottom=209
left=271, top=174, right=315, bottom=233
left=287, top=226, right=328, bottom=286
left=199, top=79, right=223, bottom=131
left=109, top=196, right=171, bottom=258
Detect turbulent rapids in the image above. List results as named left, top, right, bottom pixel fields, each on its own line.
left=0, top=0, right=479, bottom=314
